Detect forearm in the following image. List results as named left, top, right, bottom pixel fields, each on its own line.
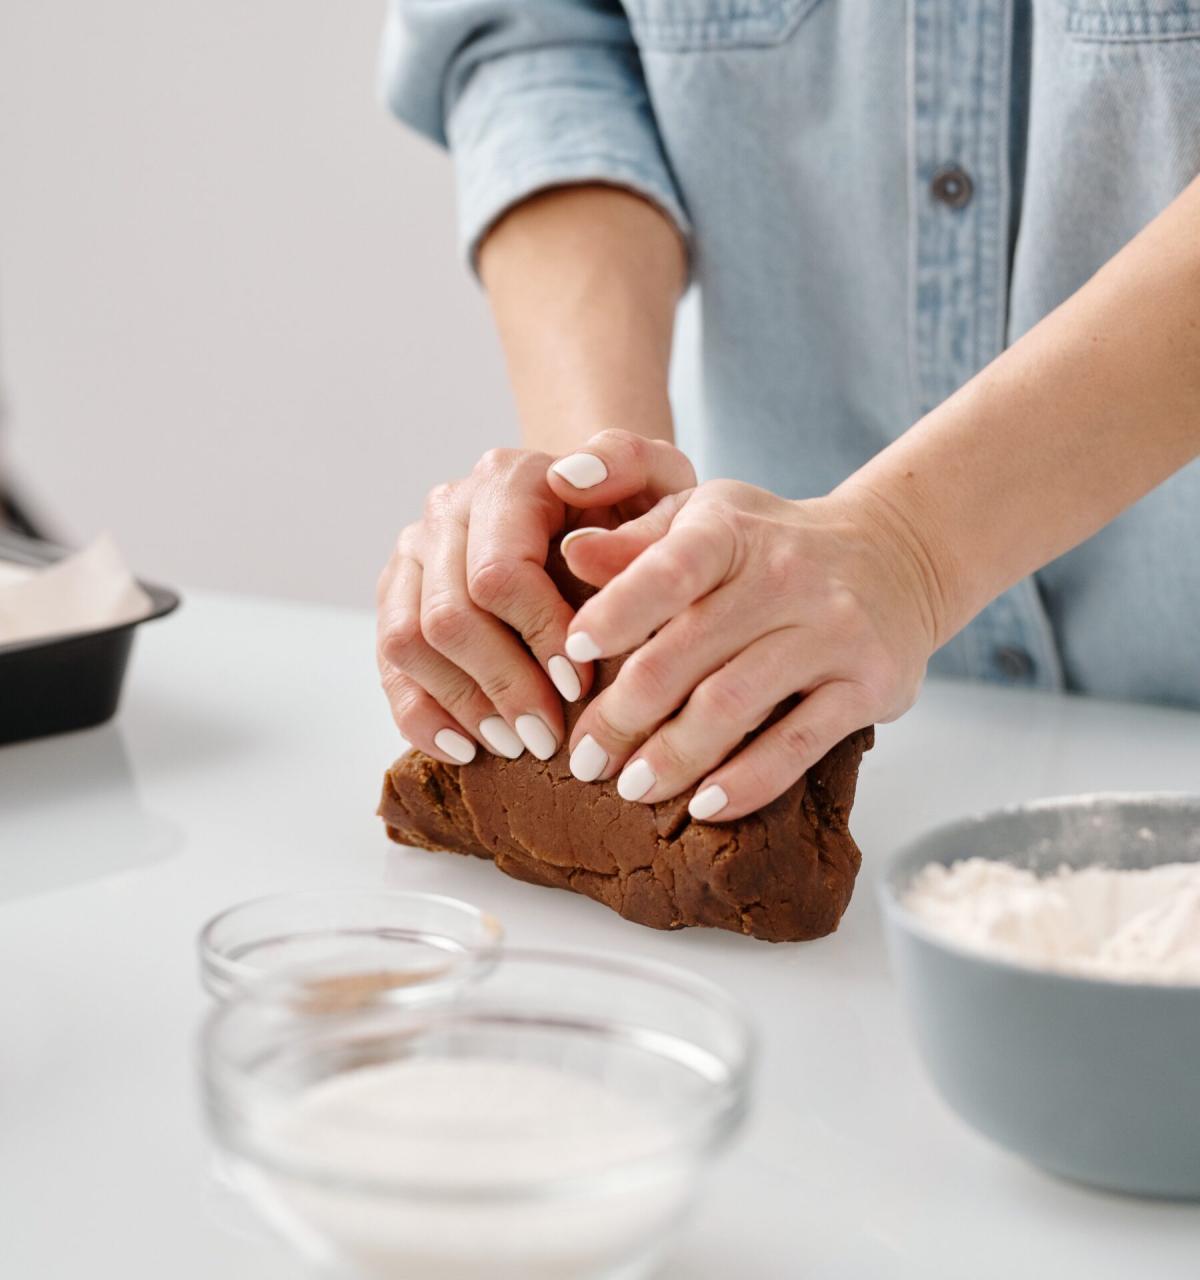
left=846, top=175, right=1200, bottom=647
left=478, top=185, right=686, bottom=454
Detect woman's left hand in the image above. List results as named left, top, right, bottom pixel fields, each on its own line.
left=561, top=479, right=945, bottom=821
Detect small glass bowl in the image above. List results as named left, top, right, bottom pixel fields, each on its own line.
left=198, top=888, right=503, bottom=1002
left=200, top=948, right=754, bottom=1279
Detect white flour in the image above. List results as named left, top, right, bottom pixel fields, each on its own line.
left=244, top=1058, right=689, bottom=1279
left=902, top=859, right=1200, bottom=983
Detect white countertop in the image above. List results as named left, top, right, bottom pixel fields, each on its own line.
left=3, top=592, right=1199, bottom=1278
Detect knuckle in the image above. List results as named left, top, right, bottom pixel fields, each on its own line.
left=591, top=427, right=639, bottom=455
left=692, top=670, right=755, bottom=724
left=621, top=648, right=675, bottom=707
left=859, top=649, right=900, bottom=704
left=478, top=666, right=521, bottom=707
left=588, top=700, right=639, bottom=748
left=423, top=482, right=457, bottom=516
left=845, top=624, right=903, bottom=690
left=826, top=585, right=864, bottom=638
left=475, top=447, right=514, bottom=475
left=653, top=728, right=699, bottom=776
left=697, top=477, right=749, bottom=506
left=380, top=613, right=422, bottom=666
left=519, top=602, right=560, bottom=655
left=649, top=435, right=694, bottom=473
left=380, top=668, right=419, bottom=714
left=397, top=521, right=421, bottom=552
left=844, top=681, right=885, bottom=726
left=853, top=657, right=915, bottom=722
left=466, top=555, right=522, bottom=611
left=735, top=753, right=777, bottom=802
left=658, top=542, right=707, bottom=598
left=375, top=563, right=394, bottom=608
left=762, top=543, right=804, bottom=595
left=673, top=447, right=698, bottom=485
left=517, top=448, right=553, bottom=476
left=436, top=670, right=483, bottom=716
left=691, top=489, right=752, bottom=553
left=776, top=718, right=824, bottom=764
left=388, top=682, right=421, bottom=722
left=421, top=595, right=472, bottom=651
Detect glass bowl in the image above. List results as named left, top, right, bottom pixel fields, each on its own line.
left=198, top=888, right=503, bottom=1002
left=200, top=948, right=754, bottom=1278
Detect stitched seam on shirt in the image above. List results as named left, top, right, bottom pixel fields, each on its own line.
left=627, top=0, right=823, bottom=50
left=458, top=151, right=693, bottom=272
left=904, top=11, right=920, bottom=426
left=448, top=55, right=655, bottom=152
left=444, top=41, right=657, bottom=151
left=975, top=0, right=1009, bottom=374
left=1066, top=26, right=1200, bottom=40
left=1064, top=8, right=1200, bottom=39
left=468, top=151, right=688, bottom=222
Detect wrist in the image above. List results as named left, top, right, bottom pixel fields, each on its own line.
left=828, top=471, right=956, bottom=655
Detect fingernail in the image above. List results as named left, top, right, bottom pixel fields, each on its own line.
left=565, top=631, right=602, bottom=663
left=569, top=734, right=608, bottom=782
left=689, top=784, right=728, bottom=821
left=515, top=713, right=558, bottom=761
left=551, top=453, right=608, bottom=490
left=561, top=526, right=606, bottom=553
left=617, top=758, right=656, bottom=802
left=478, top=716, right=524, bottom=759
left=547, top=654, right=583, bottom=702
left=433, top=728, right=476, bottom=764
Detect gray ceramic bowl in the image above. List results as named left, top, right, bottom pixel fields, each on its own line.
left=879, top=793, right=1200, bottom=1200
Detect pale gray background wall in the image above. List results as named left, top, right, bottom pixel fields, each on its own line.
left=0, top=2, right=512, bottom=607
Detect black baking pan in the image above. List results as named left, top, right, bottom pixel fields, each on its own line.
left=0, top=531, right=180, bottom=747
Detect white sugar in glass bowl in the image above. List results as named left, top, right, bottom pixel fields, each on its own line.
left=198, top=888, right=503, bottom=1002
left=200, top=948, right=754, bottom=1279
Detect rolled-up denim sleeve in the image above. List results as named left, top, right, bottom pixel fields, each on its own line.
left=379, top=0, right=691, bottom=269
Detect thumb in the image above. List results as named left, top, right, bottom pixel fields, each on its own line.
left=546, top=429, right=696, bottom=510
left=561, top=490, right=691, bottom=587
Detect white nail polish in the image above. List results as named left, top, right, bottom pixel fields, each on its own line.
left=515, top=714, right=558, bottom=761
left=570, top=734, right=608, bottom=782
left=478, top=716, right=524, bottom=759
left=689, top=784, right=728, bottom=821
left=560, top=526, right=606, bottom=553
left=617, top=758, right=656, bottom=802
left=433, top=728, right=476, bottom=764
left=551, top=453, right=609, bottom=489
left=548, top=654, right=582, bottom=702
left=565, top=631, right=602, bottom=663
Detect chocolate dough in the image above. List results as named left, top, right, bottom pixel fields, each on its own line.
left=378, top=543, right=872, bottom=943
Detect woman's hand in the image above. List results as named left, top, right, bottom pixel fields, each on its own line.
left=376, top=430, right=696, bottom=765
left=561, top=479, right=944, bottom=820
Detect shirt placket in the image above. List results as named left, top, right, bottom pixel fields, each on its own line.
left=907, top=0, right=1064, bottom=691
left=908, top=0, right=1011, bottom=413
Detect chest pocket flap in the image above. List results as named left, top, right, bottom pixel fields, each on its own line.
left=621, top=0, right=826, bottom=51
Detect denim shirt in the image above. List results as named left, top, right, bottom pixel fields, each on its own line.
left=381, top=1, right=1200, bottom=709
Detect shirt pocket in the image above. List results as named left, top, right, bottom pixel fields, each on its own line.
left=1062, top=0, right=1200, bottom=40
left=620, top=0, right=826, bottom=51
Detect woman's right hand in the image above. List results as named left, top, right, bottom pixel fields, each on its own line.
left=376, top=430, right=696, bottom=765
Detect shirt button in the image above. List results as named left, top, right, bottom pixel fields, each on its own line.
left=993, top=645, right=1035, bottom=681
left=930, top=164, right=974, bottom=209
